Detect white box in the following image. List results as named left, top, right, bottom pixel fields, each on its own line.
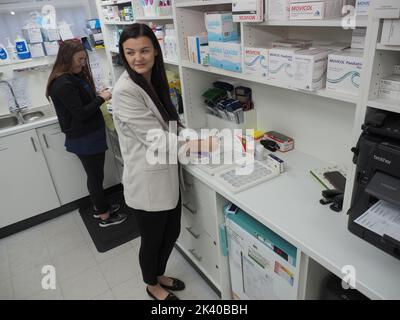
left=289, top=0, right=343, bottom=20
left=293, top=48, right=331, bottom=91
left=41, top=28, right=60, bottom=42
left=232, top=0, right=264, bottom=22
left=28, top=43, right=45, bottom=58
left=268, top=0, right=290, bottom=21
left=381, top=19, right=400, bottom=46
left=269, top=47, right=301, bottom=83
left=394, top=65, right=400, bottom=75
left=355, top=0, right=370, bottom=16
left=351, top=28, right=367, bottom=49
left=379, top=88, right=400, bottom=100
left=380, top=75, right=400, bottom=91
left=43, top=41, right=59, bottom=56
left=222, top=41, right=242, bottom=72
left=312, top=41, right=350, bottom=51
left=200, top=44, right=210, bottom=66
left=243, top=47, right=270, bottom=79
left=209, top=41, right=224, bottom=69
left=326, top=49, right=364, bottom=95
left=205, top=12, right=238, bottom=42
left=22, top=27, right=43, bottom=43
left=187, top=34, right=208, bottom=64
left=272, top=39, right=313, bottom=48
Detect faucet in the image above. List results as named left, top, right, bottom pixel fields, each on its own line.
left=0, top=80, right=25, bottom=114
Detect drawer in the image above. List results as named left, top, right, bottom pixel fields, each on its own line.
left=182, top=171, right=214, bottom=213
left=179, top=216, right=220, bottom=285
left=182, top=203, right=218, bottom=241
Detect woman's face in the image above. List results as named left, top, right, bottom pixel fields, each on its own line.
left=71, top=50, right=87, bottom=74
left=122, top=36, right=157, bottom=80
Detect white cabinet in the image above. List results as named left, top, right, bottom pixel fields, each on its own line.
left=36, top=124, right=120, bottom=205
left=0, top=129, right=60, bottom=228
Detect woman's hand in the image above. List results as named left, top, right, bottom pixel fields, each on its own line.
left=187, top=136, right=220, bottom=153
left=99, top=89, right=112, bottom=101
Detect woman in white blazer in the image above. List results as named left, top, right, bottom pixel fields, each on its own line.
left=112, top=24, right=217, bottom=300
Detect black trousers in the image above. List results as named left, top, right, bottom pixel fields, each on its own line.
left=134, top=196, right=181, bottom=285
left=77, top=152, right=108, bottom=213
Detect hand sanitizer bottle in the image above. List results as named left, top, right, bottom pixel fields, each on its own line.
left=0, top=43, right=10, bottom=64
left=15, top=35, right=31, bottom=59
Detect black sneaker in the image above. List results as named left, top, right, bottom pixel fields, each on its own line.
left=99, top=212, right=127, bottom=228
left=93, top=203, right=121, bottom=219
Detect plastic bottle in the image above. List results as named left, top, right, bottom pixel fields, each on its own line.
left=6, top=37, right=17, bottom=61
left=15, top=35, right=31, bottom=59
left=0, top=43, right=10, bottom=64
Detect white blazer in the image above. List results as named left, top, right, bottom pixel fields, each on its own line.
left=112, top=71, right=184, bottom=212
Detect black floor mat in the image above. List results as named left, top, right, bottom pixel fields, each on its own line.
left=79, top=191, right=140, bottom=253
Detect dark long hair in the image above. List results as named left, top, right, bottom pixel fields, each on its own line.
left=118, top=23, right=180, bottom=124
left=46, top=39, right=95, bottom=99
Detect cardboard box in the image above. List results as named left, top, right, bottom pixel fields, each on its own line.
left=22, top=27, right=43, bottom=43
left=293, top=48, right=331, bottom=91
left=381, top=19, right=400, bottom=46
left=187, top=33, right=208, bottom=64
left=243, top=47, right=270, bottom=79
left=326, top=49, right=364, bottom=95
left=41, top=28, right=60, bottom=42
left=380, top=75, right=400, bottom=91
left=205, top=12, right=238, bottom=42
left=43, top=41, right=59, bottom=56
left=355, top=0, right=370, bottom=16
left=379, top=88, right=400, bottom=100
left=272, top=39, right=313, bottom=48
left=222, top=41, right=242, bottom=72
left=232, top=0, right=264, bottom=22
left=28, top=43, right=45, bottom=57
left=209, top=41, right=224, bottom=69
left=289, top=0, right=343, bottom=20
left=200, top=44, right=210, bottom=66
left=268, top=0, right=290, bottom=20
left=269, top=47, right=301, bottom=84
left=351, top=28, right=367, bottom=49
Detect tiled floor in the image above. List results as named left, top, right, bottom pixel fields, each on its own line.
left=0, top=210, right=220, bottom=300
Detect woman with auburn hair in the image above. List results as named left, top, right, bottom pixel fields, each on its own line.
left=46, top=39, right=127, bottom=227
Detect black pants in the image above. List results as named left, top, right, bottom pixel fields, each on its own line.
left=77, top=152, right=108, bottom=213
left=134, top=196, right=181, bottom=285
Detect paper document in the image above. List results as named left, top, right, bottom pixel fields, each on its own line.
left=355, top=200, right=400, bottom=242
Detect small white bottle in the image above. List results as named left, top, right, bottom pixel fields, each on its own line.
left=5, top=38, right=17, bottom=61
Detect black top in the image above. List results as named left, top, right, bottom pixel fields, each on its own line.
left=49, top=73, right=105, bottom=139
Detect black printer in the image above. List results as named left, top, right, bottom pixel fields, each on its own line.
left=348, top=109, right=400, bottom=260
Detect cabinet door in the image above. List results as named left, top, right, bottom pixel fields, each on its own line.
left=37, top=124, right=120, bottom=205
left=0, top=130, right=60, bottom=228
left=36, top=124, right=89, bottom=205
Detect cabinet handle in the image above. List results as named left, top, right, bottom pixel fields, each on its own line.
left=186, top=226, right=200, bottom=239
left=42, top=134, right=49, bottom=149
left=183, top=203, right=197, bottom=214
left=30, top=137, right=37, bottom=152
left=189, top=248, right=202, bottom=262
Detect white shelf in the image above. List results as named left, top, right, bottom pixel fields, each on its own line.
left=103, top=20, right=134, bottom=25
left=100, top=0, right=131, bottom=5
left=176, top=0, right=232, bottom=8
left=135, top=15, right=174, bottom=20
left=163, top=58, right=179, bottom=66
left=368, top=97, right=400, bottom=114
left=257, top=17, right=368, bottom=28
left=0, top=56, right=56, bottom=72
left=181, top=60, right=357, bottom=104
left=377, top=43, right=400, bottom=51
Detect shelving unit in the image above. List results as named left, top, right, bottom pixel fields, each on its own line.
left=93, top=0, right=400, bottom=300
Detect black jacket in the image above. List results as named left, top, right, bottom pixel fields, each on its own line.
left=49, top=74, right=105, bottom=139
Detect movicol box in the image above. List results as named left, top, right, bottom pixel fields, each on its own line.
left=269, top=47, right=301, bottom=84
left=293, top=48, right=331, bottom=91
left=326, top=49, right=364, bottom=95
left=222, top=41, right=242, bottom=72
left=209, top=41, right=224, bottom=69
left=355, top=0, right=370, bottom=16
left=232, top=0, right=264, bottom=22
left=205, top=12, right=238, bottom=42
left=289, top=0, right=343, bottom=20
left=380, top=75, right=400, bottom=92
left=43, top=41, right=59, bottom=56
left=268, top=0, right=290, bottom=20
left=243, top=47, right=270, bottom=79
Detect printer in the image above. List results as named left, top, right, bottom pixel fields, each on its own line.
left=348, top=109, right=400, bottom=260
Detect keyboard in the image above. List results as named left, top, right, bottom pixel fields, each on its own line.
left=196, top=152, right=236, bottom=175
left=215, top=160, right=279, bottom=193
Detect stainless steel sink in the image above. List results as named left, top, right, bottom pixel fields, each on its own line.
left=0, top=115, right=21, bottom=130
left=22, top=111, right=45, bottom=122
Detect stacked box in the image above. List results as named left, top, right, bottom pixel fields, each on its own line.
left=289, top=0, right=343, bottom=20
left=269, top=47, right=301, bottom=84
left=232, top=0, right=264, bottom=22
left=205, top=12, right=238, bottom=42
left=243, top=47, right=270, bottom=79
left=187, top=33, right=208, bottom=64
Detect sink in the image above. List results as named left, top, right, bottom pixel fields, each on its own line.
left=22, top=111, right=45, bottom=122
left=0, top=115, right=21, bottom=129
